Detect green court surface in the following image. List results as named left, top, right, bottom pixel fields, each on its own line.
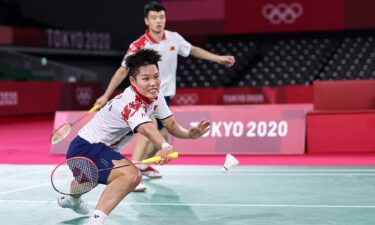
left=1, top=165, right=375, bottom=225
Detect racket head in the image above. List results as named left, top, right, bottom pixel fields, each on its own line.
left=51, top=157, right=99, bottom=196
left=50, top=123, right=72, bottom=145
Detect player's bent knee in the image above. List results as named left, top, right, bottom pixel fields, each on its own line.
left=132, top=171, right=142, bottom=188
left=115, top=168, right=141, bottom=190
left=128, top=168, right=142, bottom=189
left=120, top=166, right=141, bottom=189
left=108, top=161, right=140, bottom=184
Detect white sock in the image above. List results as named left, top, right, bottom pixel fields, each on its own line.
left=90, top=210, right=107, bottom=224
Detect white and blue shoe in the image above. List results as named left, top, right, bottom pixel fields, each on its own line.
left=57, top=195, right=90, bottom=215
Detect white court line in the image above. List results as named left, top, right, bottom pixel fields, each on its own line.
left=162, top=173, right=375, bottom=176
left=240, top=169, right=375, bottom=172
left=120, top=203, right=375, bottom=208
left=0, top=171, right=49, bottom=180
left=2, top=166, right=375, bottom=175
left=2, top=173, right=375, bottom=195
left=161, top=169, right=375, bottom=172
left=0, top=200, right=375, bottom=208
left=0, top=182, right=51, bottom=195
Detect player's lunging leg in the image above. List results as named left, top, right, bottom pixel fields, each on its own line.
left=84, top=159, right=141, bottom=225
left=58, top=180, right=90, bottom=215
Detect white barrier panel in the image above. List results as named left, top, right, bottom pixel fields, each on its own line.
left=50, top=104, right=312, bottom=155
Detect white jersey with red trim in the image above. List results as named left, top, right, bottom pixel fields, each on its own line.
left=121, top=30, right=192, bottom=96
left=78, top=86, right=172, bottom=151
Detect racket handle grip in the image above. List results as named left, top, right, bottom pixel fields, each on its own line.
left=141, top=152, right=179, bottom=164
left=89, top=104, right=101, bottom=113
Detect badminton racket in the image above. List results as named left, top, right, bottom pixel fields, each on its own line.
left=51, top=152, right=178, bottom=196
left=50, top=104, right=101, bottom=145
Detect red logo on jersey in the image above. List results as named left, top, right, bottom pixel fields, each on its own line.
left=153, top=105, right=158, bottom=110
left=122, top=96, right=148, bottom=121
left=170, top=46, right=175, bottom=51
left=122, top=105, right=132, bottom=121
left=127, top=36, right=147, bottom=54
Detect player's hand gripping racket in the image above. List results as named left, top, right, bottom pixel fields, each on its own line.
left=51, top=152, right=178, bottom=196
left=50, top=104, right=101, bottom=145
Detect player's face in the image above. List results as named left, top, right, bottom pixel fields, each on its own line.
left=130, top=65, right=160, bottom=99
left=145, top=10, right=166, bottom=34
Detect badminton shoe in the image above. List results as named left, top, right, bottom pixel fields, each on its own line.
left=140, top=165, right=162, bottom=179
left=133, top=182, right=147, bottom=192
left=58, top=195, right=89, bottom=215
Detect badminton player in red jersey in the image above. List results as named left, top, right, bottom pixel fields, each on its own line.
left=95, top=1, right=234, bottom=191
left=58, top=49, right=210, bottom=225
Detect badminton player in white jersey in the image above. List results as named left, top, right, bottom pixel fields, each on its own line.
left=95, top=1, right=235, bottom=190
left=58, top=49, right=210, bottom=225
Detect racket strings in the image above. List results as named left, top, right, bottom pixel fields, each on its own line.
left=68, top=159, right=98, bottom=195
left=51, top=124, right=72, bottom=144
left=51, top=158, right=99, bottom=196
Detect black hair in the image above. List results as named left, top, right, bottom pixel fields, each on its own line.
left=125, top=49, right=161, bottom=77
left=144, top=1, right=165, bottom=17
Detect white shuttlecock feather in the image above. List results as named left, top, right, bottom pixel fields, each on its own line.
left=222, top=153, right=239, bottom=172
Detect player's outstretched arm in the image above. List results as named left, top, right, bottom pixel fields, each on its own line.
left=163, top=116, right=211, bottom=139
left=95, top=67, right=129, bottom=106
left=137, top=122, right=166, bottom=149
left=190, top=46, right=236, bottom=67
left=137, top=122, right=174, bottom=164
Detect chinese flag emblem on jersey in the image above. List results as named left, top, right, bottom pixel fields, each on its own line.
left=170, top=46, right=175, bottom=51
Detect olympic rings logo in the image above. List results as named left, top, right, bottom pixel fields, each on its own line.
left=75, top=87, right=93, bottom=106
left=262, top=3, right=303, bottom=25
left=173, top=93, right=199, bottom=105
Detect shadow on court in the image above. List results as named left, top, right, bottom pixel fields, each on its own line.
left=125, top=179, right=201, bottom=224
left=60, top=216, right=89, bottom=225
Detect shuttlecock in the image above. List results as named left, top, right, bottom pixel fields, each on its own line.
left=222, top=154, right=239, bottom=172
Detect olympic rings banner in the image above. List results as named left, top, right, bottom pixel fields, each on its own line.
left=165, top=0, right=375, bottom=35
left=51, top=104, right=312, bottom=155
left=225, top=0, right=345, bottom=34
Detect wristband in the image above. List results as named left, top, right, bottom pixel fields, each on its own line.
left=161, top=142, right=172, bottom=149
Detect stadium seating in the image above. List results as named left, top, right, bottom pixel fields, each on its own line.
left=177, top=32, right=375, bottom=88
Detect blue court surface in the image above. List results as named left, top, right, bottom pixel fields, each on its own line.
left=1, top=165, right=375, bottom=225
